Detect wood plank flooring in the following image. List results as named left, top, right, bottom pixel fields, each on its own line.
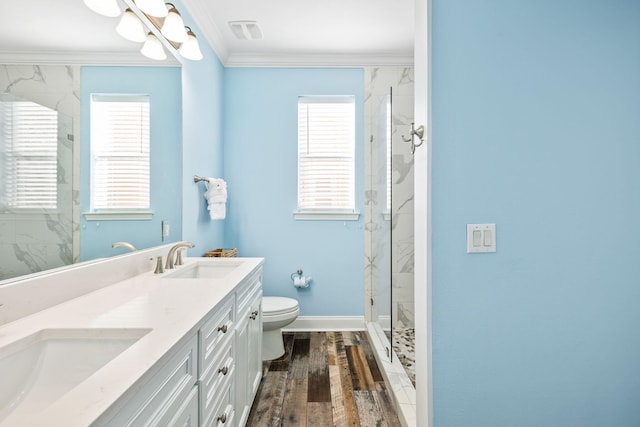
left=247, top=331, right=402, bottom=427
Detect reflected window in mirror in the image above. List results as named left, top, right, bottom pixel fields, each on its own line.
left=0, top=100, right=58, bottom=210
left=89, top=95, right=150, bottom=217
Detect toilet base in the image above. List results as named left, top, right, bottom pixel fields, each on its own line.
left=262, top=329, right=286, bottom=361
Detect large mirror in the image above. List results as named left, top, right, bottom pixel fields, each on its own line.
left=0, top=1, right=184, bottom=282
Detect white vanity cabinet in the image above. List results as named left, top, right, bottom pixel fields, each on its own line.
left=234, top=272, right=263, bottom=427
left=198, top=295, right=236, bottom=427
left=104, top=335, right=199, bottom=427
left=97, top=262, right=263, bottom=427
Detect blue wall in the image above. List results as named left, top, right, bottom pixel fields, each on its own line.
left=223, top=68, right=364, bottom=316
left=432, top=0, right=640, bottom=425
left=80, top=66, right=182, bottom=260
left=177, top=0, right=226, bottom=256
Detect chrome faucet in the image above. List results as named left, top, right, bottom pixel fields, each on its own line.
left=165, top=242, right=195, bottom=270
left=112, top=242, right=137, bottom=252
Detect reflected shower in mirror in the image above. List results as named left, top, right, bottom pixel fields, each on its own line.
left=0, top=65, right=79, bottom=281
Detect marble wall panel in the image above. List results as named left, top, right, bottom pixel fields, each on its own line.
left=364, top=67, right=415, bottom=329
left=0, top=64, right=80, bottom=280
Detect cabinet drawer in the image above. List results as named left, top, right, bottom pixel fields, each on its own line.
left=167, top=386, right=198, bottom=427
left=107, top=336, right=198, bottom=427
left=201, top=367, right=235, bottom=427
left=200, top=345, right=234, bottom=427
left=236, top=273, right=261, bottom=318
left=199, top=296, right=234, bottom=376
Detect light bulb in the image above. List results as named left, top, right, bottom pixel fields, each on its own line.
left=161, top=5, right=188, bottom=43
left=135, top=0, right=168, bottom=17
left=83, top=0, right=121, bottom=17
left=179, top=28, right=203, bottom=61
left=140, top=33, right=167, bottom=60
left=116, top=9, right=146, bottom=43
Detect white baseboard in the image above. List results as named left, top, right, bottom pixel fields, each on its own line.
left=283, top=316, right=365, bottom=331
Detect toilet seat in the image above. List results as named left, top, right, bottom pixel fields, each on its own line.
left=263, top=296, right=299, bottom=316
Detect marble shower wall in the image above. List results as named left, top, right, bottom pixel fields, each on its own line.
left=0, top=65, right=80, bottom=280
left=364, top=67, right=415, bottom=330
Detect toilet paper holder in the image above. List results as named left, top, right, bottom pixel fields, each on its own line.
left=291, top=268, right=311, bottom=289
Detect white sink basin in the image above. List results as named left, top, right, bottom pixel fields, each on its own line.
left=163, top=261, right=243, bottom=279
left=0, top=328, right=150, bottom=423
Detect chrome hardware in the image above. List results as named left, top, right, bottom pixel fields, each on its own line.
left=193, top=175, right=210, bottom=183
left=153, top=256, right=164, bottom=274
left=165, top=241, right=195, bottom=270
left=217, top=413, right=227, bottom=424
left=249, top=310, right=259, bottom=320
left=218, top=365, right=229, bottom=375
left=112, top=241, right=137, bottom=252
left=401, top=122, right=425, bottom=154
left=217, top=324, right=228, bottom=333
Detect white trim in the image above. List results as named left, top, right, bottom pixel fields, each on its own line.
left=414, top=0, right=433, bottom=426
left=225, top=53, right=414, bottom=68
left=293, top=211, right=360, bottom=221
left=283, top=316, right=365, bottom=331
left=0, top=51, right=180, bottom=66
left=366, top=322, right=416, bottom=427
left=83, top=211, right=153, bottom=221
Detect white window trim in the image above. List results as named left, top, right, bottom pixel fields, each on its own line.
left=83, top=210, right=153, bottom=221
left=293, top=210, right=360, bottom=221
left=295, top=95, right=357, bottom=220
left=89, top=94, right=151, bottom=214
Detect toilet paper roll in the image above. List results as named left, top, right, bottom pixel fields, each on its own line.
left=293, top=277, right=306, bottom=288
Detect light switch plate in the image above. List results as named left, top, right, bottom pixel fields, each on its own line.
left=467, top=224, right=496, bottom=253
left=162, top=220, right=170, bottom=242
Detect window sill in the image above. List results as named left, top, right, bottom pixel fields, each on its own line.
left=83, top=210, right=153, bottom=221
left=293, top=210, right=360, bottom=221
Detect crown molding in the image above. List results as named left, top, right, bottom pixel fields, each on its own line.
left=0, top=50, right=180, bottom=66
left=224, top=53, right=414, bottom=68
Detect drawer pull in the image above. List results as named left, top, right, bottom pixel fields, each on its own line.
left=218, top=365, right=229, bottom=375
left=217, top=324, right=228, bottom=333
left=249, top=310, right=259, bottom=320
left=217, top=413, right=227, bottom=424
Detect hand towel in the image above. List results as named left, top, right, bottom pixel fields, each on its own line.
left=203, top=178, right=227, bottom=220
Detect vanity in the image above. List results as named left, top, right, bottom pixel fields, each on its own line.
left=0, top=245, right=263, bottom=427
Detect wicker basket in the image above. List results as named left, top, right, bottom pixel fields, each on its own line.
left=204, top=248, right=238, bottom=258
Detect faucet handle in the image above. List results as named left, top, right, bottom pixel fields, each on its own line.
left=176, top=248, right=184, bottom=266
left=154, top=256, right=164, bottom=274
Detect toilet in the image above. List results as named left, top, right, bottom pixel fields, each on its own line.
left=261, top=296, right=299, bottom=360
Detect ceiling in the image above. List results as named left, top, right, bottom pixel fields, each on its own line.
left=0, top=0, right=414, bottom=67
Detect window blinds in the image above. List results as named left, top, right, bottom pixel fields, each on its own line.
left=297, top=96, right=355, bottom=211
left=1, top=101, right=58, bottom=209
left=90, top=96, right=150, bottom=210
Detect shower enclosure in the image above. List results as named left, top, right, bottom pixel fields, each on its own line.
left=364, top=67, right=416, bottom=422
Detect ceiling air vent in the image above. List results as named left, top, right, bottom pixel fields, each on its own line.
left=228, top=21, right=263, bottom=40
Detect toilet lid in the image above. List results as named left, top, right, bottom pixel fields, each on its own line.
left=263, top=296, right=299, bottom=316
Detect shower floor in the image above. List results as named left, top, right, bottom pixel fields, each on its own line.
left=386, top=327, right=416, bottom=387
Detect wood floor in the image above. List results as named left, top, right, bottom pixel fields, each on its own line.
left=247, top=331, right=402, bottom=427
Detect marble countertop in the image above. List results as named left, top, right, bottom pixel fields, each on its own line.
left=0, top=256, right=263, bottom=427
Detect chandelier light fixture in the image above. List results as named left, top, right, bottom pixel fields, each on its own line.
left=84, top=0, right=203, bottom=61
left=116, top=8, right=147, bottom=43
left=141, top=32, right=167, bottom=60
left=161, top=4, right=189, bottom=43
left=178, top=27, right=204, bottom=61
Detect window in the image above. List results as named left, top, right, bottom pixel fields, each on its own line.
left=0, top=100, right=58, bottom=210
left=296, top=96, right=358, bottom=220
left=88, top=95, right=151, bottom=220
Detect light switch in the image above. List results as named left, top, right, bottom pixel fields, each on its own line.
left=473, top=230, right=482, bottom=247
left=483, top=230, right=492, bottom=246
left=467, top=224, right=496, bottom=253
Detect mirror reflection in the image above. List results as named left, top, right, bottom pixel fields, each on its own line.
left=0, top=65, right=78, bottom=280
left=0, top=62, right=183, bottom=282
